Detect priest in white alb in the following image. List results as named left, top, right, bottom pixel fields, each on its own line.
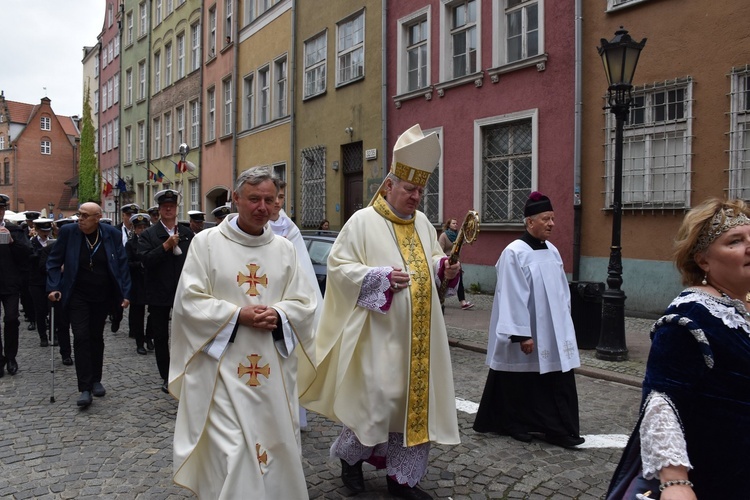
left=169, top=167, right=318, bottom=499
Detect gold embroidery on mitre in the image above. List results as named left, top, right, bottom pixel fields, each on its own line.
left=392, top=161, right=431, bottom=187
left=237, top=263, right=268, bottom=296
left=256, top=443, right=268, bottom=475
left=238, top=354, right=271, bottom=387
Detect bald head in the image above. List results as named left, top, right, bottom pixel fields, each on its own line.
left=80, top=202, right=103, bottom=215
left=78, top=202, right=104, bottom=234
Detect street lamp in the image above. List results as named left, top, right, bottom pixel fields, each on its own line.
left=596, top=27, right=646, bottom=361
left=48, top=202, right=54, bottom=220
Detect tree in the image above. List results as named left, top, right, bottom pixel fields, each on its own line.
left=78, top=80, right=99, bottom=203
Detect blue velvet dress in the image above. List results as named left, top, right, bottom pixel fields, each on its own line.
left=607, top=289, right=750, bottom=499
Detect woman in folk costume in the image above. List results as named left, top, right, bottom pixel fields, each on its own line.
left=299, top=125, right=461, bottom=500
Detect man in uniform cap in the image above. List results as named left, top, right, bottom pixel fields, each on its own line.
left=147, top=206, right=160, bottom=224
left=187, top=210, right=205, bottom=234
left=473, top=191, right=584, bottom=449
left=211, top=205, right=231, bottom=224
left=28, top=219, right=55, bottom=347
left=126, top=213, right=151, bottom=355
left=300, top=125, right=461, bottom=498
left=138, top=189, right=193, bottom=393
left=20, top=211, right=41, bottom=331
left=118, top=203, right=140, bottom=246
left=0, top=194, right=32, bottom=377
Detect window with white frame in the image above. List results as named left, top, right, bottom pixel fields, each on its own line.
left=107, top=122, right=113, bottom=151
left=137, top=121, right=145, bottom=160
left=164, top=112, right=172, bottom=155
left=139, top=2, right=148, bottom=37
left=95, top=55, right=99, bottom=76
left=401, top=13, right=429, bottom=93
left=728, top=67, right=750, bottom=199
left=274, top=56, right=287, bottom=119
left=101, top=125, right=106, bottom=152
left=109, top=40, right=114, bottom=62
left=189, top=179, right=199, bottom=210
left=243, top=74, right=254, bottom=129
left=108, top=3, right=114, bottom=27
left=207, top=87, right=216, bottom=141
left=477, top=111, right=536, bottom=223
left=154, top=51, right=161, bottom=92
left=337, top=12, right=364, bottom=86
left=301, top=145, right=326, bottom=227
left=113, top=73, right=119, bottom=104
left=604, top=78, right=693, bottom=209
left=153, top=117, right=161, bottom=158
left=0, top=135, right=4, bottom=150
left=165, top=43, right=172, bottom=86
left=607, top=0, right=647, bottom=10
left=223, top=78, right=232, bottom=135
left=225, top=0, right=233, bottom=42
left=126, top=69, right=133, bottom=105
left=167, top=0, right=173, bottom=14
left=102, top=85, right=107, bottom=110
left=245, top=0, right=279, bottom=24
left=114, top=35, right=120, bottom=57
left=94, top=89, right=99, bottom=113
left=107, top=78, right=114, bottom=108
left=501, top=0, right=541, bottom=64
left=448, top=0, right=477, bottom=78
left=258, top=66, right=270, bottom=125
left=41, top=139, right=51, bottom=155
left=176, top=105, right=185, bottom=145
left=190, top=100, right=200, bottom=147
left=303, top=32, right=326, bottom=98
left=125, top=126, right=132, bottom=163
left=419, top=128, right=442, bottom=223
left=209, top=7, right=217, bottom=58
left=102, top=46, right=108, bottom=68
left=138, top=60, right=146, bottom=99
left=126, top=11, right=134, bottom=45
left=113, top=117, right=119, bottom=148
left=191, top=23, right=201, bottom=71
left=94, top=129, right=98, bottom=153
left=177, top=33, right=185, bottom=78
left=155, top=0, right=162, bottom=25
left=41, top=116, right=51, bottom=131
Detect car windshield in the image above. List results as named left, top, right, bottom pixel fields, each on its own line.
left=307, top=240, right=332, bottom=265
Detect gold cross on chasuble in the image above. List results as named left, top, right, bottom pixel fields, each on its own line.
left=392, top=221, right=432, bottom=447
left=237, top=263, right=268, bottom=296
left=238, top=354, right=271, bottom=386
left=256, top=443, right=268, bottom=475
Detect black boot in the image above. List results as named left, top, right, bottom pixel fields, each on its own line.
left=340, top=459, right=365, bottom=493
left=386, top=476, right=432, bottom=500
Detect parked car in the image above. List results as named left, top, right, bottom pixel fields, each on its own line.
left=300, top=230, right=338, bottom=296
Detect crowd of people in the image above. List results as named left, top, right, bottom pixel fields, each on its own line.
left=2, top=123, right=748, bottom=498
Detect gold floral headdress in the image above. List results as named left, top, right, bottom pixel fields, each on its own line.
left=694, top=207, right=750, bottom=253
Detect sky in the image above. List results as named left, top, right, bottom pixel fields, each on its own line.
left=1, top=0, right=105, bottom=118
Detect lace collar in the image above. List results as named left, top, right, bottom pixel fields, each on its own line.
left=677, top=288, right=750, bottom=335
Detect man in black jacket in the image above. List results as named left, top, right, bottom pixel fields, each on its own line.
left=138, top=189, right=193, bottom=393
left=0, top=195, right=32, bottom=377
left=28, top=218, right=55, bottom=348
left=126, top=213, right=150, bottom=355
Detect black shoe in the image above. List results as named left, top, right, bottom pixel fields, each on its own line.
left=53, top=338, right=59, bottom=346
left=545, top=434, right=585, bottom=449
left=161, top=380, right=169, bottom=394
left=77, top=391, right=93, bottom=407
left=110, top=319, right=120, bottom=333
left=62, top=357, right=73, bottom=366
left=28, top=322, right=36, bottom=331
left=386, top=476, right=432, bottom=500
left=0, top=363, right=4, bottom=378
left=40, top=339, right=49, bottom=347
left=6, top=360, right=18, bottom=375
left=340, top=459, right=365, bottom=493
left=145, top=339, right=154, bottom=351
left=510, top=432, right=533, bottom=443
left=92, top=382, right=106, bottom=397
left=137, top=346, right=148, bottom=355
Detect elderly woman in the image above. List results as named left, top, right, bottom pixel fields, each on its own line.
left=607, top=198, right=750, bottom=499
left=438, top=218, right=474, bottom=310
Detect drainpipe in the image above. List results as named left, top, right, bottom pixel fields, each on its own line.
left=289, top=0, right=297, bottom=219
left=381, top=0, right=388, bottom=179
left=231, top=2, right=239, bottom=206
left=572, top=0, right=583, bottom=281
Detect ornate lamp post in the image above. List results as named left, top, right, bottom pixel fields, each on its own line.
left=48, top=202, right=54, bottom=220
left=596, top=27, right=646, bottom=361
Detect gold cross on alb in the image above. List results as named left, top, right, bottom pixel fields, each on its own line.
left=237, top=263, right=268, bottom=296
left=238, top=354, right=271, bottom=387
left=256, top=443, right=268, bottom=475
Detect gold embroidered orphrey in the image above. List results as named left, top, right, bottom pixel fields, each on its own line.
left=237, top=263, right=268, bottom=296
left=374, top=195, right=431, bottom=446
left=256, top=443, right=268, bottom=475
left=238, top=354, right=271, bottom=387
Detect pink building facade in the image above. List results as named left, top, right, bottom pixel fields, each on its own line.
left=387, top=0, right=575, bottom=288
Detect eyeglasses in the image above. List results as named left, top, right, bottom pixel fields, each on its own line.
left=78, top=212, right=101, bottom=220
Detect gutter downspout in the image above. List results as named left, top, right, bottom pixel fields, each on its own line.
left=381, top=0, right=388, bottom=179
left=231, top=2, right=239, bottom=205
left=289, top=0, right=297, bottom=219
left=572, top=0, right=583, bottom=281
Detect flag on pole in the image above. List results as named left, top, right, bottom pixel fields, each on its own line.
left=116, top=177, right=127, bottom=193
left=147, top=170, right=156, bottom=182
left=102, top=181, right=113, bottom=197
left=156, top=169, right=165, bottom=183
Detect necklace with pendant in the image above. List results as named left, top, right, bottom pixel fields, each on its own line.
left=86, top=230, right=101, bottom=270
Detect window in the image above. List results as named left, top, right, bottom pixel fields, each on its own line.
left=113, top=73, right=119, bottom=104
left=3, top=159, right=9, bottom=184
left=94, top=129, right=98, bottom=153
left=107, top=122, right=113, bottom=151
left=137, top=121, right=145, bottom=160
left=177, top=33, right=185, bottom=78
left=0, top=135, right=4, bottom=150
left=41, top=139, right=51, bottom=155
left=139, top=2, right=148, bottom=37
left=113, top=117, right=119, bottom=148
left=245, top=0, right=279, bottom=24
left=303, top=33, right=326, bottom=98
left=258, top=66, right=270, bottom=125
left=155, top=0, right=162, bottom=25
left=477, top=111, right=536, bottom=223
left=138, top=61, right=146, bottom=100
left=189, top=179, right=199, bottom=210
left=165, top=43, right=172, bottom=86
left=190, top=100, right=200, bottom=147
left=126, top=69, right=133, bottom=105
left=164, top=112, right=172, bottom=155
left=206, top=88, right=216, bottom=141
left=101, top=125, right=107, bottom=152
left=243, top=74, right=254, bottom=129
left=449, top=0, right=477, bottom=78
left=153, top=117, right=161, bottom=158
left=102, top=46, right=108, bottom=68
left=301, top=145, right=326, bottom=227
left=108, top=3, right=114, bottom=27
left=225, top=0, right=233, bottom=43
left=223, top=79, right=232, bottom=135
left=109, top=40, right=114, bottom=62
left=191, top=23, right=201, bottom=71
left=209, top=7, right=217, bottom=58
left=114, top=35, right=120, bottom=57
left=504, top=0, right=540, bottom=64
left=405, top=16, right=429, bottom=92
left=95, top=55, right=99, bottom=77
left=176, top=105, right=185, bottom=145
left=108, top=78, right=114, bottom=108
left=126, top=12, right=134, bottom=45
left=102, top=85, right=107, bottom=110
left=337, top=12, right=364, bottom=85
left=274, top=57, right=287, bottom=118
left=419, top=128, right=442, bottom=223
left=604, top=78, right=693, bottom=209
left=125, top=126, right=132, bottom=163
left=729, top=68, right=750, bottom=199
left=154, top=51, right=161, bottom=92
left=41, top=116, right=51, bottom=131
left=94, top=90, right=99, bottom=113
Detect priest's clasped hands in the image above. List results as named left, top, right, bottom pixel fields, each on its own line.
left=239, top=304, right=279, bottom=331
